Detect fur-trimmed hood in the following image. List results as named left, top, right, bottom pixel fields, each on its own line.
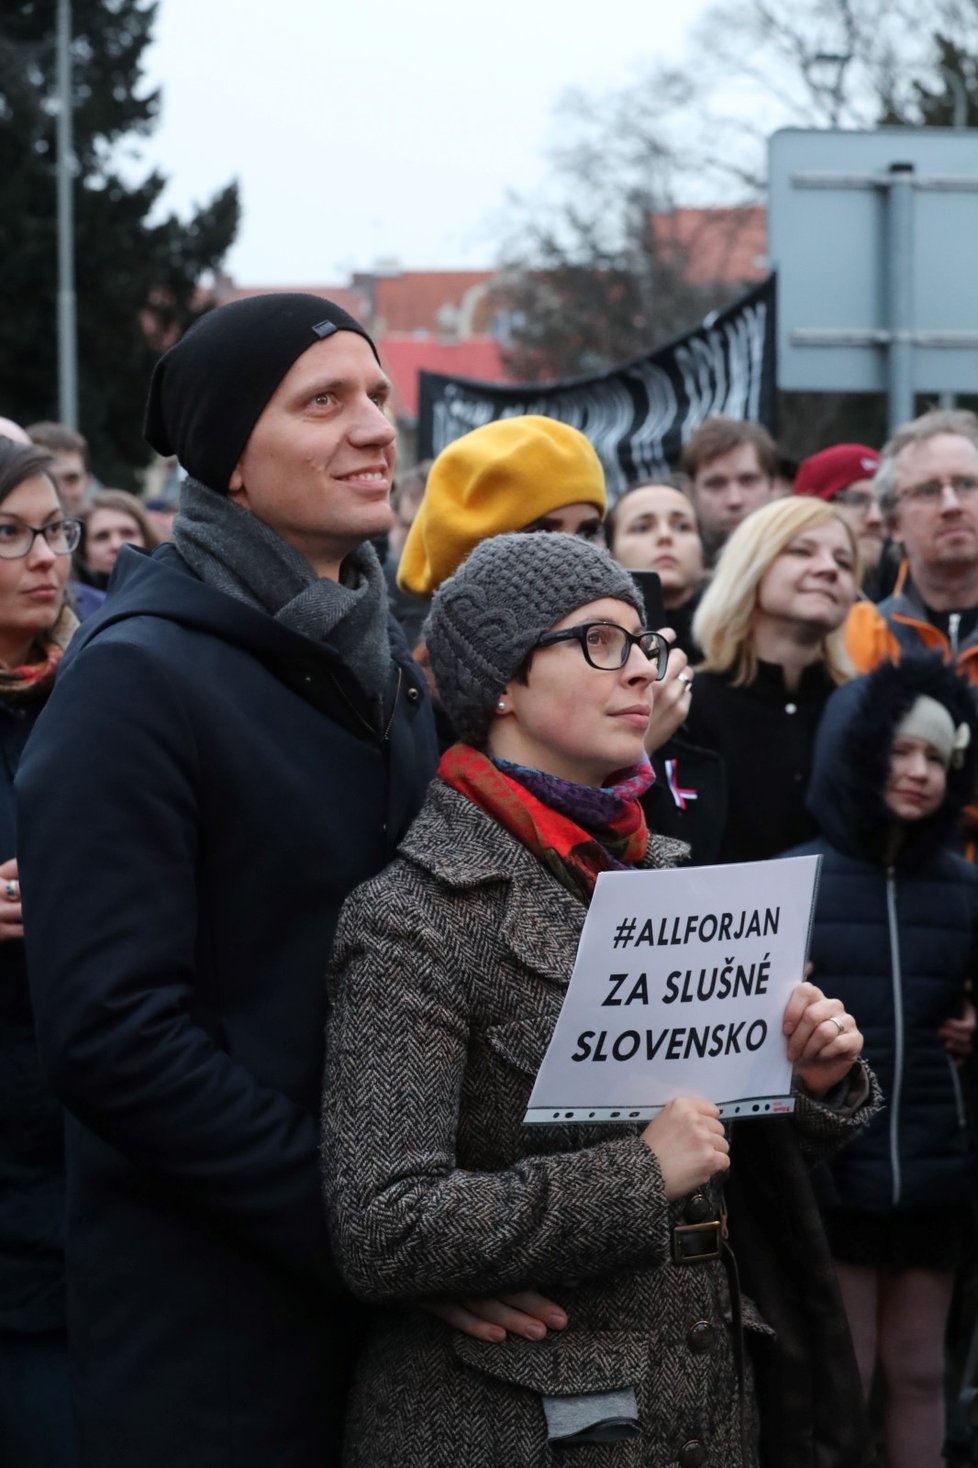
left=805, top=655, right=978, bottom=868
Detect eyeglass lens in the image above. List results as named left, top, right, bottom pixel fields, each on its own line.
left=582, top=624, right=662, bottom=671
left=905, top=476, right=978, bottom=501
left=0, top=519, right=80, bottom=559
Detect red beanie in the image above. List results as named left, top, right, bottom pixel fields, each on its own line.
left=794, top=443, right=881, bottom=501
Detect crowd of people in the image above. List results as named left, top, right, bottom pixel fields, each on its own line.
left=1, top=290, right=977, bottom=1468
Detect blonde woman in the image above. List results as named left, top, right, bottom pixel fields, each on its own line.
left=685, top=496, right=859, bottom=863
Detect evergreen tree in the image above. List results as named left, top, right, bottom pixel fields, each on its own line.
left=881, top=32, right=978, bottom=127
left=0, top=1, right=239, bottom=485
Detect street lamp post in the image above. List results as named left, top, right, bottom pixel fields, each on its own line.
left=56, top=0, right=78, bottom=429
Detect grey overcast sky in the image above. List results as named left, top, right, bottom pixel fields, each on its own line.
left=136, top=0, right=711, bottom=286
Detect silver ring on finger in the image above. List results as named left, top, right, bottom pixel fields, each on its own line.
left=4, top=879, right=18, bottom=900
left=831, top=1015, right=846, bottom=1035
left=678, top=673, right=693, bottom=692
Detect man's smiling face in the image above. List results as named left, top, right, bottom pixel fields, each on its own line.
left=228, top=332, right=396, bottom=578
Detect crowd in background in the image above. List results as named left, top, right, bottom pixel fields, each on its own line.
left=2, top=296, right=978, bottom=1468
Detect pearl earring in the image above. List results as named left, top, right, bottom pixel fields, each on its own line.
left=496, top=700, right=506, bottom=712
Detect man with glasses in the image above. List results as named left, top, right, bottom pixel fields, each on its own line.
left=846, top=409, right=978, bottom=686
left=15, top=295, right=439, bottom=1468
left=793, top=442, right=885, bottom=592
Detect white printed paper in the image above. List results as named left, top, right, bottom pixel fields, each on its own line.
left=524, top=855, right=821, bottom=1124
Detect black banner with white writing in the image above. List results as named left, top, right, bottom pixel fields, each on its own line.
left=417, top=276, right=776, bottom=499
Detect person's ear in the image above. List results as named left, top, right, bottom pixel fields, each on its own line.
left=494, top=684, right=517, bottom=718
left=228, top=458, right=245, bottom=498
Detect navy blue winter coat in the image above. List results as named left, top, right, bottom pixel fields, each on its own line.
left=15, top=544, right=438, bottom=1468
left=0, top=686, right=65, bottom=1336
left=788, top=659, right=978, bottom=1212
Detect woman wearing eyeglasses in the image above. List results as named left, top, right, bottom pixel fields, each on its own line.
left=322, top=532, right=877, bottom=1468
left=0, top=438, right=80, bottom=1465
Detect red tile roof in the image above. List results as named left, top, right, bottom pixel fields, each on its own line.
left=216, top=282, right=371, bottom=320
left=368, top=271, right=496, bottom=334
left=649, top=207, right=767, bottom=286
left=377, top=334, right=508, bottom=420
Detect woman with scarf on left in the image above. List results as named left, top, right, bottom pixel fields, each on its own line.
left=0, top=436, right=79, bottom=1467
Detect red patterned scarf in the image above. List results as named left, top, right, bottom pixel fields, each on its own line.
left=438, top=743, right=652, bottom=904
left=0, top=604, right=78, bottom=703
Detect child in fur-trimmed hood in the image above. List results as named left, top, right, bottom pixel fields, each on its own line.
left=787, top=653, right=978, bottom=1468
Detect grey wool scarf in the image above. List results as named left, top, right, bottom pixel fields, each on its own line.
left=173, top=477, right=392, bottom=704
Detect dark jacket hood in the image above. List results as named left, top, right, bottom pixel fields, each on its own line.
left=805, top=655, right=978, bottom=868
left=63, top=543, right=423, bottom=740
left=66, top=542, right=317, bottom=667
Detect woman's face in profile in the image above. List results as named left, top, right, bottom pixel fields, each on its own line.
left=0, top=474, right=70, bottom=657
left=755, top=518, right=857, bottom=635
left=492, top=596, right=658, bottom=787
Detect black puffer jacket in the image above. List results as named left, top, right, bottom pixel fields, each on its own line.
left=787, top=656, right=978, bottom=1211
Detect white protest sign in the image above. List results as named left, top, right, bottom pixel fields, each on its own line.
left=524, top=855, right=820, bottom=1124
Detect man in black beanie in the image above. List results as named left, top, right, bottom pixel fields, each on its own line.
left=14, top=294, right=440, bottom=1468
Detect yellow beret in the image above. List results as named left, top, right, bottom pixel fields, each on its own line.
left=397, top=415, right=607, bottom=598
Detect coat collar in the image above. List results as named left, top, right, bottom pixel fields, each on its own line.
left=400, top=779, right=687, bottom=988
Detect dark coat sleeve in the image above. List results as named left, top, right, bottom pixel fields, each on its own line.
left=16, top=639, right=334, bottom=1290
left=322, top=876, right=674, bottom=1303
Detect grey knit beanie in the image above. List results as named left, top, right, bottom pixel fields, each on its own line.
left=425, top=531, right=644, bottom=745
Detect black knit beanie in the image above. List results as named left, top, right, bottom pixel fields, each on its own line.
left=425, top=531, right=644, bottom=746
left=144, top=293, right=380, bottom=493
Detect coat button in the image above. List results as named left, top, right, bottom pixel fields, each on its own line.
left=686, top=1320, right=717, bottom=1354
left=679, top=1440, right=707, bottom=1467
left=684, top=1193, right=712, bottom=1223
left=785, top=702, right=797, bottom=714
left=406, top=685, right=421, bottom=704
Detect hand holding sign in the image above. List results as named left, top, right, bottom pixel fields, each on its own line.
left=641, top=1096, right=730, bottom=1200
left=784, top=981, right=863, bottom=1098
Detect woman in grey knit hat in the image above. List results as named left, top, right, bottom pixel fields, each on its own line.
left=321, top=532, right=876, bottom=1468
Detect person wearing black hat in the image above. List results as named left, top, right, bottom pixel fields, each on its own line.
left=14, top=294, right=439, bottom=1468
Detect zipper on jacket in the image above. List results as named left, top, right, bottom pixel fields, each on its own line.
left=949, top=612, right=962, bottom=657
left=885, top=868, right=905, bottom=1207
left=381, top=666, right=403, bottom=743
left=947, top=1051, right=967, bottom=1129
left=321, top=664, right=403, bottom=743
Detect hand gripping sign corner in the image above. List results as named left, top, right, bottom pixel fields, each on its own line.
left=524, top=855, right=821, bottom=1125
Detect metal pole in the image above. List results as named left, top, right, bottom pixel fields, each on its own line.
left=886, top=163, right=915, bottom=431
left=943, top=67, right=968, bottom=129
left=56, top=0, right=78, bottom=429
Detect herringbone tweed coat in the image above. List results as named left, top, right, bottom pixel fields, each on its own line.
left=322, top=779, right=878, bottom=1468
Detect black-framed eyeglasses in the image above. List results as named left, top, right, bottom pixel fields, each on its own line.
left=0, top=517, right=82, bottom=560
left=535, top=622, right=669, bottom=677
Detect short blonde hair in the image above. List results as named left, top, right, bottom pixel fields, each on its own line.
left=693, top=497, right=860, bottom=687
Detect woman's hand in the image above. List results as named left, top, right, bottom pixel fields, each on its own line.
left=0, top=857, right=22, bottom=941
left=784, top=981, right=863, bottom=1098
left=644, top=633, right=693, bottom=756
left=641, top=1096, right=729, bottom=1200
left=422, top=1291, right=568, bottom=1344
